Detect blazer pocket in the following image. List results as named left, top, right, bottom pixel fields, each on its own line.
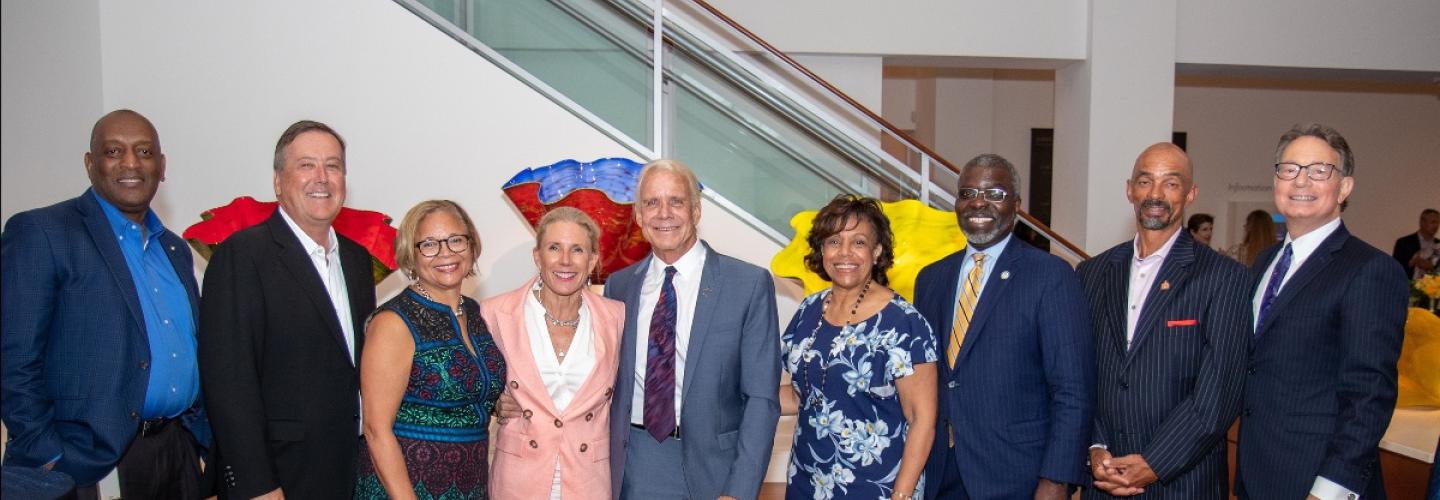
left=495, top=428, right=533, bottom=458
left=1285, top=412, right=1337, bottom=435
left=586, top=431, right=610, bottom=462
left=266, top=420, right=305, bottom=442
left=1004, top=419, right=1047, bottom=445
left=716, top=429, right=739, bottom=451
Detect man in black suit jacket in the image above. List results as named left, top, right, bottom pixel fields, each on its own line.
left=1077, top=143, right=1250, bottom=498
left=199, top=121, right=375, bottom=500
left=1392, top=208, right=1438, bottom=279
left=1235, top=124, right=1409, bottom=499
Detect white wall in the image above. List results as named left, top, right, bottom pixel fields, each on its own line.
left=1176, top=0, right=1440, bottom=72
left=883, top=74, right=1440, bottom=252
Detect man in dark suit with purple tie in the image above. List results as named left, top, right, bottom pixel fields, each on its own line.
left=1077, top=143, right=1251, bottom=498
left=1234, top=124, right=1409, bottom=500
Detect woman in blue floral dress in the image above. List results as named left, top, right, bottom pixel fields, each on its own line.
left=780, top=195, right=938, bottom=500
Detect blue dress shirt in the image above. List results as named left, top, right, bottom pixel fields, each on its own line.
left=93, top=190, right=198, bottom=419
left=954, top=233, right=1013, bottom=304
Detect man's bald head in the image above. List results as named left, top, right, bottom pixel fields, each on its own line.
left=90, top=109, right=159, bottom=155
left=1132, top=142, right=1192, bottom=182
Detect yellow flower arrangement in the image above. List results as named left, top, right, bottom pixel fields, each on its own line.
left=1415, top=273, right=1440, bottom=300
left=770, top=199, right=965, bottom=302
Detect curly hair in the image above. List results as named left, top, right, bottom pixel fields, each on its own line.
left=804, top=194, right=894, bottom=286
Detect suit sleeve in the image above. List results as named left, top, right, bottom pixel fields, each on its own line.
left=198, top=241, right=279, bottom=497
left=1318, top=255, right=1408, bottom=491
left=723, top=270, right=782, bottom=499
left=1037, top=265, right=1095, bottom=486
left=1074, top=259, right=1111, bottom=450
left=0, top=214, right=68, bottom=467
left=1141, top=263, right=1251, bottom=481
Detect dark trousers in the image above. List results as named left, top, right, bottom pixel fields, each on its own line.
left=934, top=447, right=971, bottom=500
left=75, top=419, right=202, bottom=500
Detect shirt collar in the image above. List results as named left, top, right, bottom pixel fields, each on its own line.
left=277, top=206, right=338, bottom=256
left=648, top=240, right=706, bottom=278
left=91, top=188, right=164, bottom=241
left=1132, top=228, right=1182, bottom=264
left=1282, top=216, right=1342, bottom=258
left=964, top=233, right=1012, bottom=264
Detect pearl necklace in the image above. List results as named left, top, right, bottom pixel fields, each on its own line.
left=803, top=279, right=870, bottom=408
left=413, top=282, right=462, bottom=316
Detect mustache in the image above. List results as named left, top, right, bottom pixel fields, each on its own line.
left=960, top=206, right=999, bottom=219
left=1140, top=199, right=1171, bottom=212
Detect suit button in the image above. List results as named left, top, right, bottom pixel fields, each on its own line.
left=139, top=360, right=149, bottom=370
left=1243, top=408, right=1252, bottom=416
left=510, top=380, right=519, bottom=389
left=1120, top=382, right=1129, bottom=391
left=605, top=387, right=614, bottom=399
left=554, top=419, right=563, bottom=428
left=1247, top=368, right=1256, bottom=375
left=529, top=440, right=538, bottom=449
left=947, top=381, right=958, bottom=389
left=585, top=412, right=594, bottom=421
left=522, top=409, right=533, bottom=420
left=580, top=443, right=589, bottom=452
left=129, top=411, right=139, bottom=420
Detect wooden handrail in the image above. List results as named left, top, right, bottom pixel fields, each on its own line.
left=683, top=0, right=1089, bottom=260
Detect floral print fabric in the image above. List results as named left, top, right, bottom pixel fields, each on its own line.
left=781, top=290, right=937, bottom=500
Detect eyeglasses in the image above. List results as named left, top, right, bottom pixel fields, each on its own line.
left=1274, top=162, right=1340, bottom=181
left=416, top=235, right=471, bottom=257
left=957, top=188, right=1010, bottom=202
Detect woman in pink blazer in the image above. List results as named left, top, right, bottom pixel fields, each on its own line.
left=481, top=207, right=624, bottom=500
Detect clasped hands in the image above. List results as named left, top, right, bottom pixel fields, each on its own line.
left=1089, top=448, right=1157, bottom=496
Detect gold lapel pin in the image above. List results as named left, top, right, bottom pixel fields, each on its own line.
left=1160, top=280, right=1171, bottom=291
left=1000, top=271, right=1011, bottom=280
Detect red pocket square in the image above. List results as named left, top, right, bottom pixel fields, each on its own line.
left=1167, top=319, right=1198, bottom=327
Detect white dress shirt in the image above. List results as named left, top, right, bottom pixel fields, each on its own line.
left=524, top=282, right=596, bottom=500
left=278, top=208, right=355, bottom=360
left=630, top=243, right=706, bottom=426
left=1248, top=216, right=1356, bottom=500
left=1127, top=229, right=1181, bottom=348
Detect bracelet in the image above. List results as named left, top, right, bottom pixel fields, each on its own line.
left=891, top=491, right=914, bottom=500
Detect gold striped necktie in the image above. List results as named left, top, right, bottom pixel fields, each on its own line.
left=947, top=253, right=986, bottom=368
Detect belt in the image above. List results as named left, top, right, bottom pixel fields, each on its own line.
left=631, top=422, right=681, bottom=440
left=139, top=417, right=176, bottom=438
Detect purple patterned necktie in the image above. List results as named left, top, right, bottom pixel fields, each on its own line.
left=1257, top=243, right=1293, bottom=332
left=643, top=266, right=679, bottom=442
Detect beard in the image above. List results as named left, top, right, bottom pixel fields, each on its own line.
left=959, top=205, right=1015, bottom=247
left=1137, top=199, right=1174, bottom=230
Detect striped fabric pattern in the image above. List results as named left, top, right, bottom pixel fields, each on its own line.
left=946, top=253, right=985, bottom=368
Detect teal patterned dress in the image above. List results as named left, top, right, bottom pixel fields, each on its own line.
left=356, top=290, right=506, bottom=499
left=780, top=291, right=937, bottom=500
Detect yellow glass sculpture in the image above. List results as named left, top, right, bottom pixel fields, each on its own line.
left=1396, top=307, right=1440, bottom=408
left=771, top=199, right=965, bottom=302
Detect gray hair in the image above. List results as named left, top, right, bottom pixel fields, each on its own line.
left=959, top=153, right=1022, bottom=198
left=1274, top=123, right=1354, bottom=177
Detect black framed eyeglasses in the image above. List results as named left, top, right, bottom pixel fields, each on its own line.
left=1274, top=162, right=1339, bottom=181
left=416, top=235, right=471, bottom=257
left=957, top=187, right=1010, bottom=202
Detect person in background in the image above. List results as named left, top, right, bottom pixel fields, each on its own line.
left=1392, top=208, right=1439, bottom=279
left=356, top=200, right=505, bottom=499
left=1234, top=123, right=1408, bottom=499
left=483, top=207, right=624, bottom=500
left=1077, top=143, right=1250, bottom=498
left=199, top=120, right=376, bottom=499
left=778, top=194, right=937, bottom=500
left=2, top=109, right=210, bottom=499
left=1226, top=210, right=1276, bottom=266
left=1186, top=213, right=1214, bottom=247
left=915, top=154, right=1094, bottom=500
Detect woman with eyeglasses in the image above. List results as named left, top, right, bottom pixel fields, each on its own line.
left=481, top=207, right=624, bottom=500
left=356, top=200, right=506, bottom=499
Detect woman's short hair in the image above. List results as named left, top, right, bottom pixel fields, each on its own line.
left=1186, top=213, right=1214, bottom=233
left=535, top=206, right=601, bottom=254
left=395, top=200, right=481, bottom=280
left=804, top=194, right=895, bottom=286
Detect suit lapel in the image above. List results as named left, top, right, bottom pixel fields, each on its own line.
left=1256, top=224, right=1350, bottom=337
left=570, top=287, right=618, bottom=408
left=76, top=193, right=146, bottom=335
left=681, top=243, right=722, bottom=412
left=495, top=280, right=561, bottom=416
left=340, top=239, right=371, bottom=364
left=1099, top=245, right=1132, bottom=356
left=266, top=213, right=353, bottom=365
left=1126, top=232, right=1196, bottom=363
left=957, top=237, right=1020, bottom=366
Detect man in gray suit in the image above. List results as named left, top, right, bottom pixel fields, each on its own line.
left=604, top=159, right=780, bottom=500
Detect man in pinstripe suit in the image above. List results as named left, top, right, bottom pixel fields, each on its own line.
left=1076, top=143, right=1251, bottom=498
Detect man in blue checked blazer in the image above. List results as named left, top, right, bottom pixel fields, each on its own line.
left=2, top=110, right=210, bottom=499
left=1077, top=143, right=1251, bottom=498
left=918, top=154, right=1094, bottom=500
left=1235, top=124, right=1408, bottom=500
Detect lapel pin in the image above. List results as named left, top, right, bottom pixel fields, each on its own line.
left=1000, top=271, right=1010, bottom=280
left=1160, top=280, right=1171, bottom=290
left=169, top=245, right=176, bottom=252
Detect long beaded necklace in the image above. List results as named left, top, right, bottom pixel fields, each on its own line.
left=803, top=279, right=871, bottom=408
left=413, top=282, right=463, bottom=317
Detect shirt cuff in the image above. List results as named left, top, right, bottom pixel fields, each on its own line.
left=1089, top=443, right=1107, bottom=450
left=1310, top=475, right=1358, bottom=500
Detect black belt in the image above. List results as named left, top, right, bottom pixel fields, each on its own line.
left=631, top=422, right=681, bottom=440
left=139, top=417, right=176, bottom=438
